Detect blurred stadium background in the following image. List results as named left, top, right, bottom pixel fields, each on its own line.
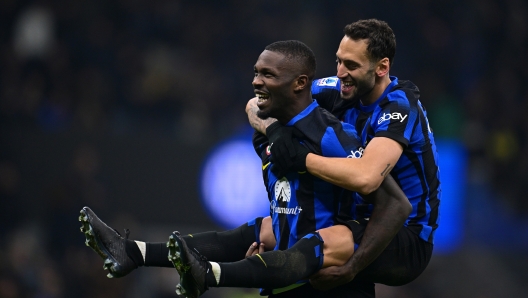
left=1, top=0, right=528, bottom=297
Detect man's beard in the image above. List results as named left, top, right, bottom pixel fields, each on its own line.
left=351, top=81, right=375, bottom=101
left=342, top=69, right=376, bottom=101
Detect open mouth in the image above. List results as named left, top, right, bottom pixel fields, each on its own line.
left=256, top=92, right=270, bottom=107
left=341, top=80, right=355, bottom=94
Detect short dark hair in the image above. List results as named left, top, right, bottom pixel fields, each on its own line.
left=264, top=40, right=316, bottom=80
left=343, top=19, right=396, bottom=66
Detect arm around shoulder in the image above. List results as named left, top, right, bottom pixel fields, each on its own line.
left=306, top=136, right=403, bottom=194
left=246, top=97, right=277, bottom=135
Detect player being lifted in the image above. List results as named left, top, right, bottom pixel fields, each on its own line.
left=80, top=39, right=409, bottom=297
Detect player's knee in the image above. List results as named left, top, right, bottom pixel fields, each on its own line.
left=259, top=217, right=275, bottom=250
left=246, top=217, right=275, bottom=250
left=318, top=225, right=353, bottom=248
left=317, top=225, right=354, bottom=267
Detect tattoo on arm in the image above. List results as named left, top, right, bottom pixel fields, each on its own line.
left=380, top=164, right=391, bottom=177
left=246, top=98, right=277, bottom=135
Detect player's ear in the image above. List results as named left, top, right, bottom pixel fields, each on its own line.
left=376, top=58, right=390, bottom=77
left=294, top=75, right=309, bottom=91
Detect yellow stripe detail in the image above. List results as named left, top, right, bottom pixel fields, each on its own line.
left=271, top=282, right=306, bottom=294
left=262, top=162, right=271, bottom=170
left=255, top=254, right=267, bottom=267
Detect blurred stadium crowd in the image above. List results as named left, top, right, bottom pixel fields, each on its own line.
left=0, top=0, right=527, bottom=297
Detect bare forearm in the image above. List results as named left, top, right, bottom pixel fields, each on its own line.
left=245, top=97, right=277, bottom=135
left=345, top=177, right=411, bottom=276
left=306, top=153, right=378, bottom=194
left=305, top=137, right=403, bottom=194
left=346, top=206, right=404, bottom=276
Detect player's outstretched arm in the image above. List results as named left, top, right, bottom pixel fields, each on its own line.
left=310, top=175, right=411, bottom=290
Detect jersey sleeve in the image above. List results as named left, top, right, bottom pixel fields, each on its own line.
left=252, top=130, right=270, bottom=163
left=317, top=109, right=364, bottom=158
left=371, top=90, right=418, bottom=147
left=311, top=77, right=341, bottom=112
left=253, top=130, right=273, bottom=198
left=312, top=77, right=359, bottom=120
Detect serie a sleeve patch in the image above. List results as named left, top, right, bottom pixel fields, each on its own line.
left=316, top=77, right=338, bottom=87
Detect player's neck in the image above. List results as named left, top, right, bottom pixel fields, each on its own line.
left=278, top=95, right=312, bottom=124
left=360, top=75, right=391, bottom=106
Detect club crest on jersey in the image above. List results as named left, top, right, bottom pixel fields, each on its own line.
left=317, top=77, right=338, bottom=87
left=266, top=145, right=271, bottom=156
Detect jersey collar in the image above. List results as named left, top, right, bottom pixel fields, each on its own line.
left=286, top=100, right=319, bottom=126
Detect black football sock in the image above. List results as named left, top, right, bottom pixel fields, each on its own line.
left=143, top=217, right=263, bottom=267
left=213, top=232, right=324, bottom=289
left=125, top=239, right=144, bottom=267
left=144, top=242, right=172, bottom=267
left=183, top=217, right=263, bottom=262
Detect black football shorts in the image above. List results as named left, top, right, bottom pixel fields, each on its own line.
left=337, top=217, right=433, bottom=286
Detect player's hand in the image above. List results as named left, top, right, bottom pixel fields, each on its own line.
left=245, top=242, right=266, bottom=258
left=268, top=126, right=310, bottom=177
left=309, top=265, right=355, bottom=290
left=265, top=122, right=293, bottom=150
left=247, top=97, right=277, bottom=134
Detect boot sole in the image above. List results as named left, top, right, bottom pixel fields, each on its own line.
left=79, top=208, right=118, bottom=278
left=167, top=232, right=200, bottom=297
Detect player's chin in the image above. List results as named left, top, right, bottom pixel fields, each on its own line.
left=257, top=110, right=271, bottom=120
left=340, top=91, right=355, bottom=100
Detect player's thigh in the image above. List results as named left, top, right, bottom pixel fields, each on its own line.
left=317, top=225, right=354, bottom=267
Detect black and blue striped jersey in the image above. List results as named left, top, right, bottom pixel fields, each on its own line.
left=253, top=100, right=364, bottom=250
left=312, top=76, right=441, bottom=244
